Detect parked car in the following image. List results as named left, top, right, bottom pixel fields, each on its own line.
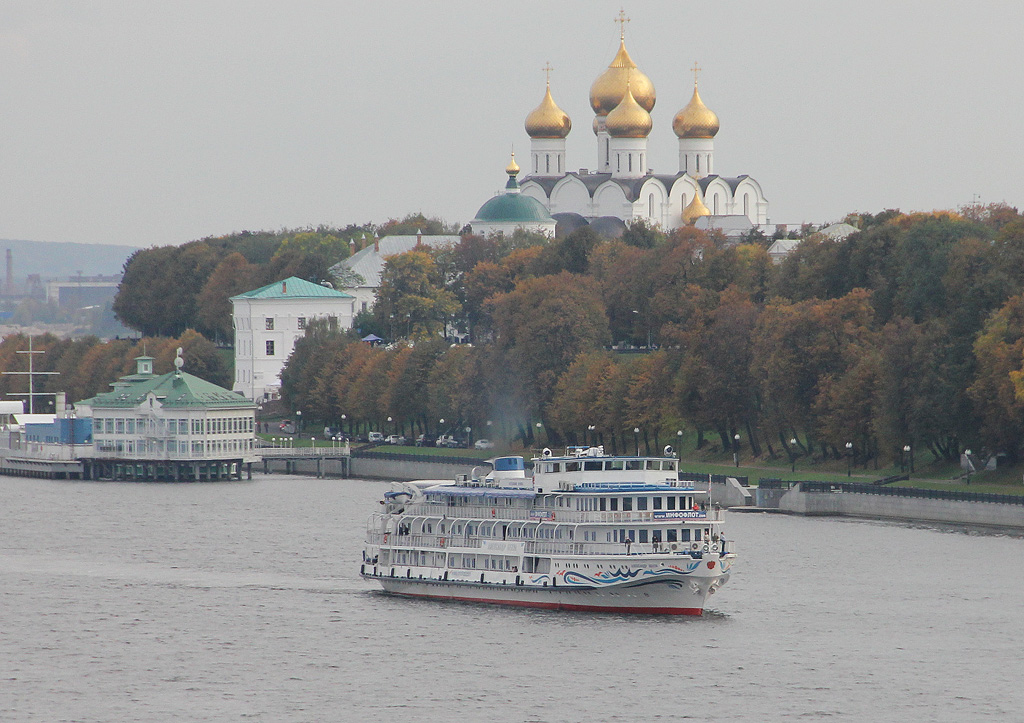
left=279, top=420, right=295, bottom=434
left=474, top=439, right=495, bottom=450
left=385, top=434, right=406, bottom=445
left=415, top=434, right=435, bottom=447
left=368, top=432, right=385, bottom=443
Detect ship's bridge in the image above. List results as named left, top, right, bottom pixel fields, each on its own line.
left=532, top=447, right=684, bottom=491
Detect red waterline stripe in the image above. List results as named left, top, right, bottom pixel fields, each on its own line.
left=391, top=590, right=702, bottom=616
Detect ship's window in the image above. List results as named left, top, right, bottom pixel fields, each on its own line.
left=566, top=461, right=581, bottom=472
left=599, top=497, right=607, bottom=511
left=606, top=460, right=624, bottom=470
left=695, top=529, right=702, bottom=541
left=623, top=497, right=633, bottom=512
left=637, top=497, right=648, bottom=511
left=610, top=498, right=618, bottom=511
left=681, top=528, right=691, bottom=542
left=646, top=460, right=659, bottom=470
left=607, top=532, right=612, bottom=542
left=667, top=529, right=678, bottom=542
left=584, top=460, right=602, bottom=471
left=626, top=460, right=643, bottom=471
left=667, top=496, right=676, bottom=510
left=543, top=463, right=553, bottom=473
left=555, top=462, right=564, bottom=472
left=653, top=497, right=663, bottom=510
left=639, top=530, right=648, bottom=543
left=664, top=460, right=677, bottom=471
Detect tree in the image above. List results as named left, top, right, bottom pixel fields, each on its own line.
left=969, top=294, right=1024, bottom=460
left=373, top=250, right=460, bottom=337
left=196, top=252, right=259, bottom=342
left=488, top=272, right=609, bottom=433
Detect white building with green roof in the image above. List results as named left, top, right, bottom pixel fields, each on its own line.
left=75, top=351, right=258, bottom=481
left=230, top=276, right=355, bottom=401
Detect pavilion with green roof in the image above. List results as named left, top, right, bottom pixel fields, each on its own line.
left=75, top=351, right=258, bottom=481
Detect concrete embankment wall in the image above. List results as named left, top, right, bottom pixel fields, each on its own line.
left=349, top=456, right=484, bottom=482
left=709, top=478, right=753, bottom=507
left=778, top=487, right=1024, bottom=529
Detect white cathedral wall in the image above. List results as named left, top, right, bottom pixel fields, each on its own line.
left=520, top=184, right=550, bottom=209
left=548, top=176, right=592, bottom=216
left=734, top=178, right=768, bottom=224
left=593, top=183, right=630, bottom=218
left=704, top=177, right=732, bottom=216
left=529, top=139, right=567, bottom=176
left=669, top=176, right=701, bottom=226
left=638, top=179, right=668, bottom=226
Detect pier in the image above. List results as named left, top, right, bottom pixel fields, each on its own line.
left=259, top=446, right=351, bottom=478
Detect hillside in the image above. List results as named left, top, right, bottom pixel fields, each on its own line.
left=0, top=238, right=139, bottom=280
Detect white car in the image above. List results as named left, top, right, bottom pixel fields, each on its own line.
left=385, top=434, right=406, bottom=445
left=368, top=432, right=385, bottom=443
left=474, top=439, right=495, bottom=450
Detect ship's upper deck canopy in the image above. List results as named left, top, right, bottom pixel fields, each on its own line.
left=530, top=445, right=689, bottom=491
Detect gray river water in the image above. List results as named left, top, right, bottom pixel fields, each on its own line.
left=1, top=474, right=1022, bottom=722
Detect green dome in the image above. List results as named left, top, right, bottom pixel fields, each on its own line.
left=473, top=192, right=553, bottom=224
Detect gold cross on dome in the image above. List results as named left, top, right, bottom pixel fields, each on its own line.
left=542, top=62, right=553, bottom=85
left=616, top=8, right=630, bottom=39
left=691, top=61, right=702, bottom=86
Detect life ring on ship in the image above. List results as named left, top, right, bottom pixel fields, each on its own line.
left=691, top=542, right=699, bottom=551
left=491, top=508, right=496, bottom=517
left=439, top=537, right=446, bottom=547
left=703, top=544, right=710, bottom=552
left=551, top=512, right=556, bottom=521
left=383, top=533, right=389, bottom=543
left=711, top=542, right=719, bottom=552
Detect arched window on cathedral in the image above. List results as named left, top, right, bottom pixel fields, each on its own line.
left=546, top=155, right=550, bottom=173
left=617, top=154, right=621, bottom=172
left=713, top=195, right=719, bottom=214
left=743, top=194, right=750, bottom=217
left=606, top=139, right=610, bottom=166
left=628, top=154, right=632, bottom=173
left=648, top=195, right=654, bottom=217
left=558, top=155, right=562, bottom=173
left=696, top=155, right=700, bottom=173
left=534, top=155, right=538, bottom=173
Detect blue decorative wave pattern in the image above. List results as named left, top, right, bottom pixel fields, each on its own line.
left=561, top=561, right=702, bottom=587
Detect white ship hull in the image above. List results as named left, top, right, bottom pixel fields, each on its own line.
left=361, top=556, right=732, bottom=615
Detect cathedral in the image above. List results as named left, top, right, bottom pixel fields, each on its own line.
left=513, top=18, right=768, bottom=233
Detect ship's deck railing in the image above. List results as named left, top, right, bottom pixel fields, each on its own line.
left=398, top=502, right=721, bottom=524
left=367, top=532, right=727, bottom=557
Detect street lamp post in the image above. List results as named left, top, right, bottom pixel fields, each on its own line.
left=791, top=437, right=798, bottom=473
left=634, top=427, right=640, bottom=457
left=846, top=441, right=853, bottom=477
left=587, top=425, right=596, bottom=446
left=295, top=410, right=302, bottom=435
left=733, top=434, right=740, bottom=468
left=906, top=444, right=914, bottom=473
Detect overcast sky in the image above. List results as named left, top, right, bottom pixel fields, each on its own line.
left=0, top=1, right=1020, bottom=247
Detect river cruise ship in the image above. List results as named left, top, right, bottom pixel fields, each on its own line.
left=361, top=446, right=734, bottom=615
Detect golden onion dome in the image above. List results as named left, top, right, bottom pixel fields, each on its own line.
left=505, top=151, right=520, bottom=177
left=589, top=39, right=656, bottom=116
left=673, top=83, right=720, bottom=139
left=682, top=189, right=711, bottom=225
left=525, top=84, right=572, bottom=139
left=605, top=84, right=652, bottom=138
